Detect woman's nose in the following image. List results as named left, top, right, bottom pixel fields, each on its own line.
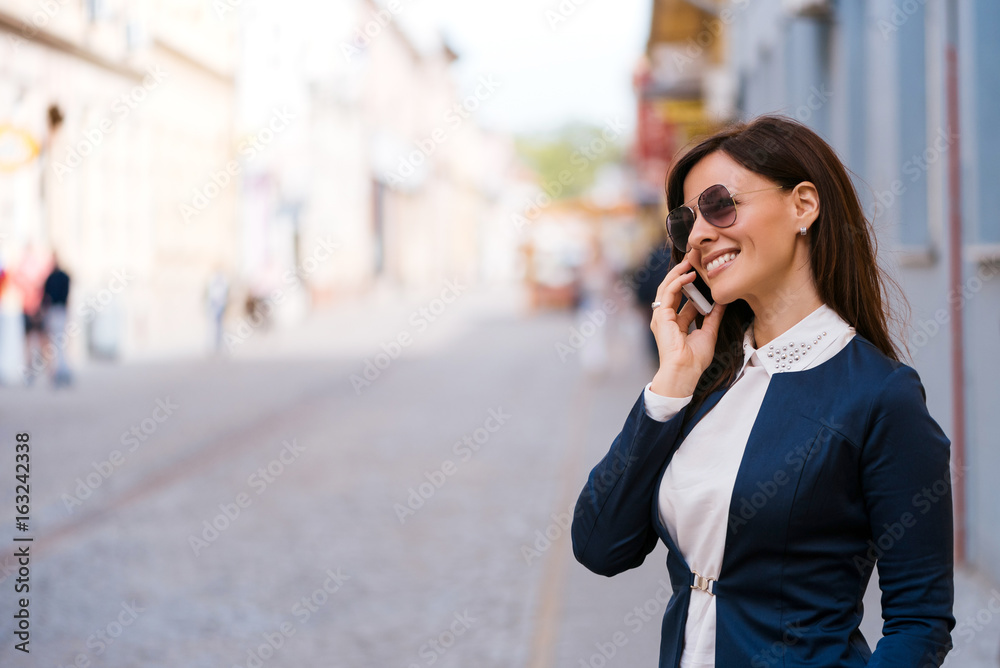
left=687, top=208, right=717, bottom=251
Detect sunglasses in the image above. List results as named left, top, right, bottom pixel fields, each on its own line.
left=666, top=184, right=789, bottom=253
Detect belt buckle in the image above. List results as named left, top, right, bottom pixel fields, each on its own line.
left=690, top=571, right=716, bottom=596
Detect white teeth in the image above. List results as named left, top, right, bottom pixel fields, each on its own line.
left=707, top=252, right=738, bottom=272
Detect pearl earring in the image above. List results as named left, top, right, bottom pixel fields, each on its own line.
left=799, top=227, right=807, bottom=236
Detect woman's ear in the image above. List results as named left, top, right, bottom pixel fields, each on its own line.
left=791, top=181, right=820, bottom=227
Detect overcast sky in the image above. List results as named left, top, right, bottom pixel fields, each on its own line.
left=401, top=0, right=651, bottom=137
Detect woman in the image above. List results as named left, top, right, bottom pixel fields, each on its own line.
left=570, top=116, right=955, bottom=667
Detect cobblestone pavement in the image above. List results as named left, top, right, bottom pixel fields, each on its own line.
left=0, top=281, right=996, bottom=667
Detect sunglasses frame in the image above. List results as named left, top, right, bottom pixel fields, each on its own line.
left=666, top=184, right=790, bottom=253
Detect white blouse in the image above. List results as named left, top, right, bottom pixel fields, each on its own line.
left=642, top=303, right=856, bottom=668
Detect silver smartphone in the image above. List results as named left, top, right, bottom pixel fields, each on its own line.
left=681, top=272, right=714, bottom=315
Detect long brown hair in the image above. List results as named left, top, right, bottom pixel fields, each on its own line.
left=665, top=115, right=909, bottom=420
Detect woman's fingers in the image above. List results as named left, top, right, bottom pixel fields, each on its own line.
left=653, top=260, right=696, bottom=314
left=647, top=256, right=728, bottom=378
left=700, top=299, right=726, bottom=337
left=652, top=257, right=688, bottom=300
left=674, top=297, right=697, bottom=333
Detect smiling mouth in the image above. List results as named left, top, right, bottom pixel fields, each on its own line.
left=706, top=251, right=739, bottom=275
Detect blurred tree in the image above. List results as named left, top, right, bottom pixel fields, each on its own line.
left=515, top=122, right=627, bottom=200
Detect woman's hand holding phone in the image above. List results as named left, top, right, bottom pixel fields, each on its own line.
left=648, top=258, right=726, bottom=398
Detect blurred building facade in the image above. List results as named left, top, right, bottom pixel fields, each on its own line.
left=0, top=0, right=519, bottom=374
left=0, top=0, right=238, bottom=373
left=633, top=0, right=729, bottom=199
left=632, top=0, right=735, bottom=253
left=722, top=0, right=1000, bottom=583
left=235, top=0, right=518, bottom=327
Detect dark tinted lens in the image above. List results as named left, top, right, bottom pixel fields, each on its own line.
left=666, top=207, right=694, bottom=251
left=699, top=184, right=737, bottom=227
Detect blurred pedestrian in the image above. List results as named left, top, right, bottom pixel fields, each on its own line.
left=42, top=254, right=72, bottom=387
left=632, top=239, right=672, bottom=367
left=205, top=269, right=229, bottom=353
left=575, top=238, right=616, bottom=375
left=0, top=261, right=7, bottom=380
left=10, top=243, right=53, bottom=385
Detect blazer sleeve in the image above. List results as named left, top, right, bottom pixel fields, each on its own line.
left=862, top=364, right=956, bottom=667
left=571, top=388, right=689, bottom=577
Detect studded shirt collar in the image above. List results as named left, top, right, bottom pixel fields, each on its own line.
left=737, top=303, right=854, bottom=379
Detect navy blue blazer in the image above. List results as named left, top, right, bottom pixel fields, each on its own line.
left=572, top=334, right=955, bottom=667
